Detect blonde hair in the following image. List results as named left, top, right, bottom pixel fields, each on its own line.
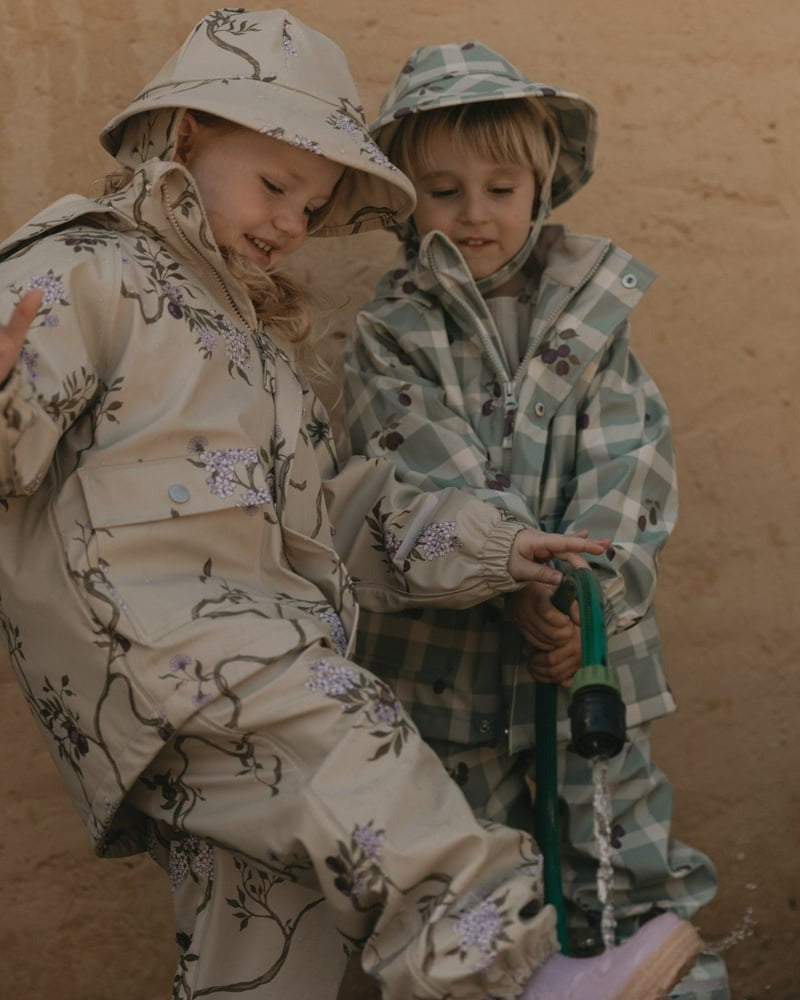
left=387, top=98, right=557, bottom=195
left=102, top=111, right=330, bottom=376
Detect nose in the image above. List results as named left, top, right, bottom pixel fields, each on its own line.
left=459, top=189, right=488, bottom=224
left=273, top=201, right=307, bottom=239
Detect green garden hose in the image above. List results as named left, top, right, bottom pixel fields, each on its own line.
left=533, top=567, right=626, bottom=953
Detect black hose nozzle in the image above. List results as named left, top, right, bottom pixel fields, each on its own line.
left=568, top=667, right=626, bottom=760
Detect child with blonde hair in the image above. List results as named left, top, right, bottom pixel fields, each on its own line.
left=1, top=11, right=700, bottom=999
left=345, top=41, right=727, bottom=998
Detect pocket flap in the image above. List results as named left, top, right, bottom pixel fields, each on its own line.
left=77, top=455, right=271, bottom=528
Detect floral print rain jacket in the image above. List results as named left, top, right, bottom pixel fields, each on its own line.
left=0, top=158, right=529, bottom=857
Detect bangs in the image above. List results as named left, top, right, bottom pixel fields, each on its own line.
left=389, top=99, right=555, bottom=187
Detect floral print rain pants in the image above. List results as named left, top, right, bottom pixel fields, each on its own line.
left=128, top=643, right=558, bottom=1000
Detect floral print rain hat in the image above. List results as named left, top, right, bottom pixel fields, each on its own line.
left=100, top=8, right=416, bottom=236
left=370, top=41, right=598, bottom=211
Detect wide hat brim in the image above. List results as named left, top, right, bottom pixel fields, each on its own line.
left=371, top=63, right=598, bottom=210
left=101, top=78, right=416, bottom=237
left=99, top=9, right=417, bottom=236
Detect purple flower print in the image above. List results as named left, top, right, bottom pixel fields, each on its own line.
left=289, top=135, right=322, bottom=154
left=27, top=270, right=68, bottom=307
left=383, top=528, right=401, bottom=558
left=163, top=281, right=186, bottom=319
left=306, top=658, right=357, bottom=698
left=20, top=345, right=38, bottom=382
left=317, top=608, right=348, bottom=656
left=416, top=521, right=458, bottom=560
left=169, top=653, right=193, bottom=673
left=457, top=898, right=502, bottom=971
left=199, top=446, right=259, bottom=498
left=282, top=19, right=297, bottom=56
left=218, top=318, right=252, bottom=370
left=168, top=836, right=214, bottom=891
left=353, top=823, right=385, bottom=864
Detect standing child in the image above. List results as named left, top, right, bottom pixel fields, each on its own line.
left=344, top=42, right=727, bottom=998
left=0, top=10, right=702, bottom=1000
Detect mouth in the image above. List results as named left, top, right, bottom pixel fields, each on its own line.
left=245, top=234, right=278, bottom=267
left=458, top=238, right=495, bottom=250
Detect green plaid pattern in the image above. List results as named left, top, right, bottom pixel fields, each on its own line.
left=346, top=225, right=677, bottom=753
left=425, top=726, right=728, bottom=997
left=369, top=41, right=597, bottom=210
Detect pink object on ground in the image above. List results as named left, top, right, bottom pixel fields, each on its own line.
left=521, top=912, right=702, bottom=1000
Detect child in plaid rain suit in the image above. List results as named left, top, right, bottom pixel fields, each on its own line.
left=344, top=41, right=727, bottom=999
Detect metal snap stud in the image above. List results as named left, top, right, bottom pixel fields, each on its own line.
left=168, top=484, right=191, bottom=503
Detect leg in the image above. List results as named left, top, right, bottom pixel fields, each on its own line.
left=144, top=821, right=348, bottom=999
left=128, top=644, right=557, bottom=999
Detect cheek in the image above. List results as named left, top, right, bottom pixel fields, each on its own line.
left=413, top=203, right=444, bottom=238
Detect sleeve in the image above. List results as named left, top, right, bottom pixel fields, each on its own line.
left=322, top=453, right=526, bottom=614
left=344, top=304, right=539, bottom=528
left=557, top=320, right=678, bottom=632
left=0, top=235, right=119, bottom=497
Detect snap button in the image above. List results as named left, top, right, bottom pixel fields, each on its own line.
left=534, top=402, right=546, bottom=418
left=168, top=484, right=191, bottom=503
left=621, top=272, right=638, bottom=289
left=478, top=719, right=491, bottom=735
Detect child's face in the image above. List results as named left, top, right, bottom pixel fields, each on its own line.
left=176, top=115, right=343, bottom=270
left=411, top=130, right=536, bottom=283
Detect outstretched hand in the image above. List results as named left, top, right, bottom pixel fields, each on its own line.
left=508, top=527, right=609, bottom=586
left=0, top=290, right=43, bottom=386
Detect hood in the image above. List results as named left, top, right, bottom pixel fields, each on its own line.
left=100, top=8, right=416, bottom=237
left=370, top=41, right=597, bottom=211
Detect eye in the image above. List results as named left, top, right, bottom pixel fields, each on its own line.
left=489, top=186, right=515, bottom=195
left=429, top=187, right=458, bottom=199
left=262, top=179, right=284, bottom=195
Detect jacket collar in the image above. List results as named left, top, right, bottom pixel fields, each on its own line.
left=0, top=160, right=257, bottom=330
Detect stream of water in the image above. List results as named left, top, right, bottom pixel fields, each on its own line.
left=590, top=756, right=617, bottom=950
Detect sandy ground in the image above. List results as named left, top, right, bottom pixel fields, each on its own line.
left=0, top=0, right=798, bottom=997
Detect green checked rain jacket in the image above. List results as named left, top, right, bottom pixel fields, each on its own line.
left=343, top=43, right=678, bottom=753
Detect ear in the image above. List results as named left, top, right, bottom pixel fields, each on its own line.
left=174, top=111, right=199, bottom=166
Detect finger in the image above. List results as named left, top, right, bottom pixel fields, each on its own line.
left=511, top=560, right=562, bottom=586
left=529, top=537, right=610, bottom=561
left=6, top=289, right=44, bottom=340
left=0, top=291, right=43, bottom=382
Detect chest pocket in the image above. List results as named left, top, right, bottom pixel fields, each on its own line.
left=69, top=456, right=273, bottom=643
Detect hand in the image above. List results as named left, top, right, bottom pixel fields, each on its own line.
left=508, top=527, right=609, bottom=586
left=525, top=633, right=582, bottom=686
left=0, top=290, right=42, bottom=386
left=508, top=580, right=578, bottom=647
left=508, top=580, right=582, bottom=686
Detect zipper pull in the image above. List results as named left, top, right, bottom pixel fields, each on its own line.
left=502, top=381, right=517, bottom=450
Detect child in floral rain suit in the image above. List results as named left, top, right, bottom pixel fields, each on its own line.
left=344, top=42, right=727, bottom=999
left=0, top=10, right=701, bottom=1000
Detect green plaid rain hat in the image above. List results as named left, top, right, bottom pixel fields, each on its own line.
left=370, top=41, right=598, bottom=210
left=100, top=8, right=416, bottom=236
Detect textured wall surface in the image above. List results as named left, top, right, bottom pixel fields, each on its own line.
left=1, top=1, right=798, bottom=996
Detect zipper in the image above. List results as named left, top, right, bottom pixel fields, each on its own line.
left=164, top=191, right=278, bottom=386
left=163, top=188, right=261, bottom=334
left=425, top=247, right=519, bottom=452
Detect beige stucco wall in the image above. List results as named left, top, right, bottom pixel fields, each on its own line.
left=1, top=1, right=798, bottom=996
